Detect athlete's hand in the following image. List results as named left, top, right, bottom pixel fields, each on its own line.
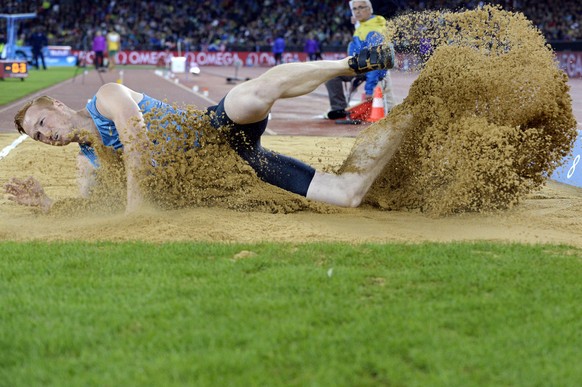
left=3, top=176, right=53, bottom=212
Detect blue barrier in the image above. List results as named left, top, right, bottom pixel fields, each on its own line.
left=551, top=130, right=582, bottom=187
left=44, top=55, right=77, bottom=67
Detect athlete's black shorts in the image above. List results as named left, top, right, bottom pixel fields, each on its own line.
left=206, top=97, right=316, bottom=197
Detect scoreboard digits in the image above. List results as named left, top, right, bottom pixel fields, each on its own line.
left=5, top=62, right=28, bottom=73
left=0, top=60, right=29, bottom=80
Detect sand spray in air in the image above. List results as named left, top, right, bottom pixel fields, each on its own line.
left=344, top=5, right=577, bottom=215
left=48, top=6, right=577, bottom=217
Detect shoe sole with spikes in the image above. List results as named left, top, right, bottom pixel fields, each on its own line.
left=348, top=43, right=395, bottom=74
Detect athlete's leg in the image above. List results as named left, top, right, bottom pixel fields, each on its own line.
left=224, top=44, right=395, bottom=125
left=218, top=44, right=402, bottom=207
left=217, top=109, right=409, bottom=208
left=209, top=103, right=316, bottom=196
left=224, top=58, right=354, bottom=124
left=306, top=114, right=411, bottom=207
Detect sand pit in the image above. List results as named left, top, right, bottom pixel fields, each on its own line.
left=1, top=133, right=581, bottom=246
left=1, top=6, right=580, bottom=247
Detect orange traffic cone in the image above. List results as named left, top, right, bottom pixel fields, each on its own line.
left=367, top=86, right=385, bottom=122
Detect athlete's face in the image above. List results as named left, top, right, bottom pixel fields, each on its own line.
left=352, top=1, right=372, bottom=22
left=22, top=99, right=77, bottom=146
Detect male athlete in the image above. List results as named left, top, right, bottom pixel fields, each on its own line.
left=5, top=44, right=402, bottom=213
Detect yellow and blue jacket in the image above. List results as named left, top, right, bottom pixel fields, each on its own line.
left=348, top=15, right=388, bottom=95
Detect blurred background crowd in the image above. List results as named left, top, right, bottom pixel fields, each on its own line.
left=1, top=0, right=581, bottom=52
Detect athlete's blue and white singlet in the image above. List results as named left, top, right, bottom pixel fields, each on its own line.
left=80, top=94, right=182, bottom=167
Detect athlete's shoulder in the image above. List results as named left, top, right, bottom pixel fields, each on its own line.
left=95, top=83, right=141, bottom=119
left=96, top=83, right=141, bottom=106
left=96, top=82, right=131, bottom=97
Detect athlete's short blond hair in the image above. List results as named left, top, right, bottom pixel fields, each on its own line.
left=14, top=96, right=55, bottom=134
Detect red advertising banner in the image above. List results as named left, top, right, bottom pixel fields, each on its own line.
left=72, top=50, right=582, bottom=78
left=73, top=50, right=346, bottom=67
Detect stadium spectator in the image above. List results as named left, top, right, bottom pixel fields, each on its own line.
left=28, top=27, right=48, bottom=70
left=0, top=35, right=5, bottom=58
left=272, top=33, right=285, bottom=65
left=106, top=26, right=121, bottom=70
left=324, top=0, right=396, bottom=120
left=2, top=0, right=580, bottom=57
left=92, top=30, right=106, bottom=70
left=28, top=26, right=48, bottom=70
left=304, top=33, right=320, bottom=61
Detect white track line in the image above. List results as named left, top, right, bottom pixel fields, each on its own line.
left=0, top=134, right=28, bottom=161
left=155, top=72, right=277, bottom=135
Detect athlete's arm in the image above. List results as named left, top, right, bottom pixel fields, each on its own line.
left=76, top=153, right=97, bottom=198
left=3, top=176, right=53, bottom=212
left=94, top=83, right=146, bottom=213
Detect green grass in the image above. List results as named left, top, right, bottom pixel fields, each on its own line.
left=0, top=67, right=79, bottom=105
left=1, top=241, right=581, bottom=386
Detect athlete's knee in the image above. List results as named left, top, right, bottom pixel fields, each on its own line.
left=225, top=88, right=271, bottom=124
